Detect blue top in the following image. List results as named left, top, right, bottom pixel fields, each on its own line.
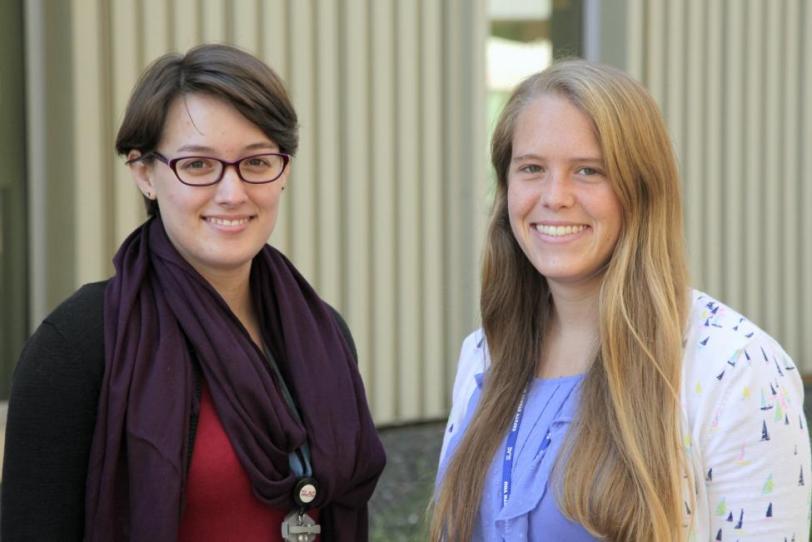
left=438, top=372, right=598, bottom=541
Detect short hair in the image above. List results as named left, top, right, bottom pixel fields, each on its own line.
left=115, top=43, right=298, bottom=216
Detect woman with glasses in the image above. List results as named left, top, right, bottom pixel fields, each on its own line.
left=2, top=44, right=385, bottom=542
left=432, top=60, right=810, bottom=541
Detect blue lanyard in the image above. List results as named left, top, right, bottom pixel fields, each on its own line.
left=500, top=381, right=578, bottom=508
left=501, top=388, right=528, bottom=507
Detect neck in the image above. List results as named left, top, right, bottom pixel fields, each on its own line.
left=201, top=266, right=264, bottom=348
left=537, top=279, right=602, bottom=378
left=547, top=280, right=601, bottom=334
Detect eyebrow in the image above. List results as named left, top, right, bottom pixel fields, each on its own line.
left=175, top=142, right=278, bottom=154
left=511, top=153, right=603, bottom=164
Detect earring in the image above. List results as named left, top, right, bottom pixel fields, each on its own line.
left=145, top=191, right=152, bottom=199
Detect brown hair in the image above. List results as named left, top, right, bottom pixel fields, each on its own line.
left=431, top=60, right=690, bottom=541
left=115, top=43, right=298, bottom=216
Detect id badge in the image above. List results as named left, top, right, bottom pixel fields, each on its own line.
left=280, top=511, right=321, bottom=542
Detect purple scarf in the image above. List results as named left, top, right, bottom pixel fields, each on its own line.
left=85, top=217, right=385, bottom=541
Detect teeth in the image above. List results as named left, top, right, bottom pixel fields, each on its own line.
left=534, top=224, right=586, bottom=237
left=207, top=217, right=250, bottom=226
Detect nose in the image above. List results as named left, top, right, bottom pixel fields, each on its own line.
left=541, top=170, right=575, bottom=210
left=213, top=164, right=248, bottom=205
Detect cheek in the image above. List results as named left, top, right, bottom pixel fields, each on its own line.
left=259, top=188, right=283, bottom=214
left=596, top=194, right=624, bottom=248
left=505, top=181, right=527, bottom=222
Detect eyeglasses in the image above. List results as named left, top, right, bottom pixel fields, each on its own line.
left=130, top=151, right=291, bottom=186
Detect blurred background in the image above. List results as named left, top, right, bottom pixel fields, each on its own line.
left=1, top=0, right=810, bottom=539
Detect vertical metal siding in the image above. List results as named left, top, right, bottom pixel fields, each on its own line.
left=31, top=0, right=486, bottom=425
left=421, top=0, right=446, bottom=419
left=71, top=0, right=109, bottom=284
left=628, top=0, right=812, bottom=370
left=722, top=0, right=745, bottom=313
left=804, top=0, right=812, bottom=374
left=781, top=0, right=801, bottom=362
left=370, top=0, right=397, bottom=423
left=743, top=0, right=764, bottom=321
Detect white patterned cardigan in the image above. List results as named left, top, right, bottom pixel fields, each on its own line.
left=440, top=290, right=812, bottom=541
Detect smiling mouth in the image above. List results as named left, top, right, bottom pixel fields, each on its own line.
left=533, top=224, right=587, bottom=237
left=205, top=216, right=252, bottom=226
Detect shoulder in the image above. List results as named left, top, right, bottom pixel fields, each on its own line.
left=452, top=329, right=489, bottom=396
left=44, top=280, right=107, bottom=342
left=681, top=289, right=796, bottom=390
left=325, top=304, right=358, bottom=363
left=439, top=329, right=488, bottom=463
left=14, top=281, right=108, bottom=391
left=680, top=288, right=804, bottom=448
left=447, top=331, right=488, bottom=426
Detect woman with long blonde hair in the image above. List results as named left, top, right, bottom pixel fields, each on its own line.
left=432, top=60, right=810, bottom=541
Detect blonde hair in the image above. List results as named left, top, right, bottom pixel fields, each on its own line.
left=431, top=60, right=690, bottom=541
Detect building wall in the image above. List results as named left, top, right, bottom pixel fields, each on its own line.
left=0, top=0, right=27, bottom=396
left=594, top=0, right=812, bottom=371
left=24, top=0, right=488, bottom=425
left=21, top=0, right=808, bottom=427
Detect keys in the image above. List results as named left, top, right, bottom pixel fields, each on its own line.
left=281, top=510, right=321, bottom=542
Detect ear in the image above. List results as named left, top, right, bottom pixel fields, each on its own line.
left=279, top=159, right=291, bottom=191
left=126, top=150, right=156, bottom=199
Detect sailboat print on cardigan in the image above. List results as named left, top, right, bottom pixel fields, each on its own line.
left=761, top=420, right=770, bottom=441
left=733, top=316, right=744, bottom=331
left=798, top=466, right=804, bottom=486
left=715, top=528, right=722, bottom=540
left=766, top=502, right=773, bottom=517
left=734, top=508, right=744, bottom=529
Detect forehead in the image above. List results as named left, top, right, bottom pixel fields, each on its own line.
left=159, top=93, right=273, bottom=151
left=511, top=94, right=601, bottom=157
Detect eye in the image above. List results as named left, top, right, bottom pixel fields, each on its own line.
left=241, top=155, right=276, bottom=174
left=246, top=156, right=271, bottom=168
left=518, top=164, right=543, bottom=174
left=177, top=157, right=216, bottom=174
left=575, top=166, right=603, bottom=177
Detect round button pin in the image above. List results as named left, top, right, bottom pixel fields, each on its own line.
left=293, top=477, right=318, bottom=507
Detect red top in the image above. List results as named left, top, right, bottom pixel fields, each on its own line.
left=178, top=384, right=319, bottom=541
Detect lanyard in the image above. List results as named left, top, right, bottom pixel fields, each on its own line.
left=500, top=381, right=579, bottom=508
left=501, top=388, right=528, bottom=507
left=264, top=349, right=313, bottom=479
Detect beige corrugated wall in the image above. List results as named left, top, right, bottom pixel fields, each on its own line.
left=26, top=0, right=488, bottom=425
left=613, top=0, right=811, bottom=371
